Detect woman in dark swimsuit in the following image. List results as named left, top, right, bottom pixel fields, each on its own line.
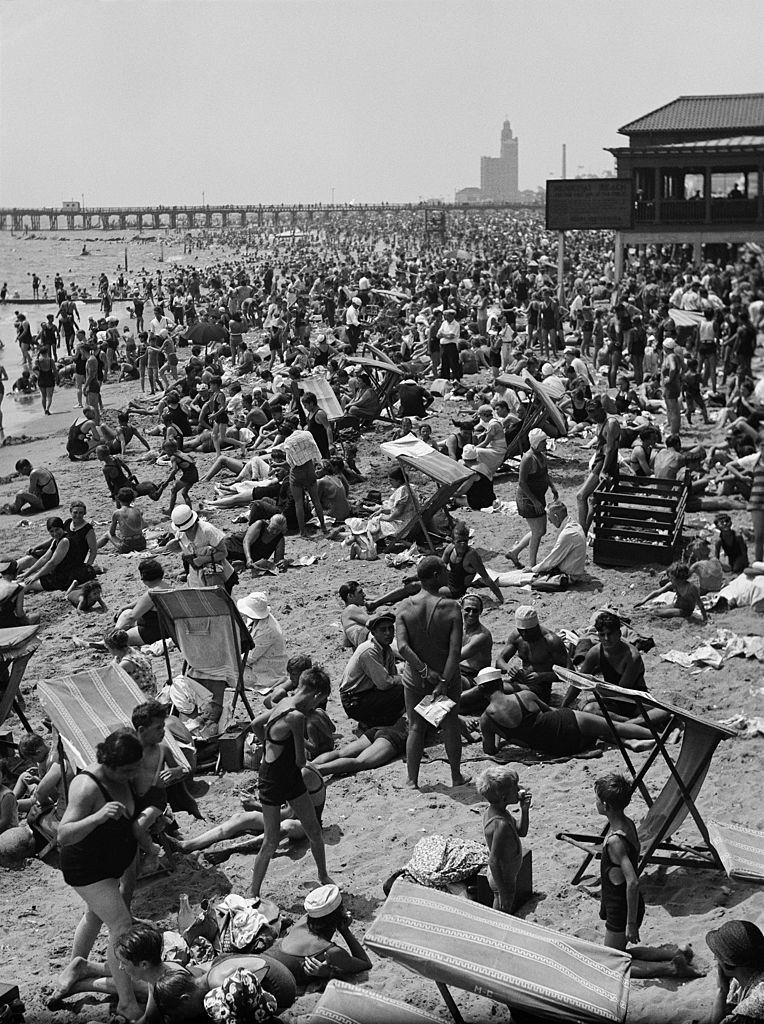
left=250, top=667, right=333, bottom=898
left=63, top=500, right=98, bottom=572
left=58, top=730, right=143, bottom=1021
left=35, top=347, right=58, bottom=414
left=20, top=517, right=95, bottom=593
left=479, top=678, right=670, bottom=759
left=267, top=884, right=371, bottom=986
left=115, top=558, right=175, bottom=647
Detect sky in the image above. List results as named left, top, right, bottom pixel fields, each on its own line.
left=0, top=0, right=762, bottom=207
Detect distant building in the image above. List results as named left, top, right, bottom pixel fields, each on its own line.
left=456, top=120, right=521, bottom=203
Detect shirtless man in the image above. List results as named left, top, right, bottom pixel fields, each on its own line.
left=566, top=611, right=646, bottom=715
left=576, top=397, right=621, bottom=531
left=396, top=555, right=469, bottom=790
left=496, top=605, right=570, bottom=704
left=339, top=580, right=370, bottom=649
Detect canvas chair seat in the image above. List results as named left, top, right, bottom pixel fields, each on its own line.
left=310, top=981, right=443, bottom=1024
left=0, top=624, right=40, bottom=732
left=364, top=881, right=630, bottom=1024
left=151, top=587, right=255, bottom=719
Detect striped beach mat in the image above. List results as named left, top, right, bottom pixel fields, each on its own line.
left=310, top=980, right=443, bottom=1024
left=365, top=881, right=630, bottom=1024
left=38, top=663, right=191, bottom=771
left=708, top=820, right=764, bottom=881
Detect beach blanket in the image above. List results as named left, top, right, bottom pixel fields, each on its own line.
left=365, top=881, right=630, bottom=1024
left=402, top=834, right=487, bottom=888
left=38, top=663, right=191, bottom=772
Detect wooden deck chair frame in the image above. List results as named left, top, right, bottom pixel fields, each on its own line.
left=151, top=587, right=256, bottom=721
left=346, top=356, right=404, bottom=423
left=495, top=375, right=568, bottom=472
left=554, top=666, right=736, bottom=881
left=0, top=625, right=40, bottom=736
left=37, top=663, right=196, bottom=870
left=364, top=880, right=631, bottom=1024
left=394, top=452, right=476, bottom=552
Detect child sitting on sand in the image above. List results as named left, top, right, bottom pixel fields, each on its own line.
left=594, top=772, right=702, bottom=979
left=104, top=628, right=156, bottom=693
left=476, top=765, right=531, bottom=914
left=65, top=578, right=107, bottom=614
left=101, top=486, right=147, bottom=554
left=634, top=561, right=708, bottom=623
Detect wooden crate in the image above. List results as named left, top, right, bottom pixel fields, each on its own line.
left=592, top=476, right=687, bottom=567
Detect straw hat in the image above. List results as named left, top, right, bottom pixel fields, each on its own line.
left=236, top=592, right=270, bottom=620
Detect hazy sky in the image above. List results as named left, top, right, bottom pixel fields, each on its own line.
left=1, top=0, right=761, bottom=206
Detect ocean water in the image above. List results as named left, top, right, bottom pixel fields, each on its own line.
left=0, top=229, right=216, bottom=433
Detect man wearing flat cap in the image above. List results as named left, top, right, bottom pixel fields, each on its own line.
left=339, top=608, right=405, bottom=727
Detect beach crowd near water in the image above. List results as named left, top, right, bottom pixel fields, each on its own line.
left=0, top=205, right=763, bottom=1024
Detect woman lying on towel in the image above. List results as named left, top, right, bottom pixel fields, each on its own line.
left=477, top=673, right=670, bottom=758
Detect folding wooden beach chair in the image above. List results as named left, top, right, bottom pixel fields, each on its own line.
left=150, top=587, right=255, bottom=720
left=310, top=980, right=443, bottom=1024
left=37, top=663, right=197, bottom=865
left=364, top=881, right=630, bottom=1024
left=380, top=436, right=477, bottom=552
left=554, top=667, right=736, bottom=881
left=0, top=625, right=40, bottom=735
left=299, top=374, right=344, bottom=427
left=346, top=356, right=404, bottom=423
left=495, top=374, right=568, bottom=471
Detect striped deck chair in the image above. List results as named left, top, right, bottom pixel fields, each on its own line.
left=707, top=821, right=764, bottom=883
left=150, top=587, right=255, bottom=719
left=364, top=881, right=630, bottom=1024
left=0, top=625, right=40, bottom=733
left=554, top=667, right=736, bottom=880
left=310, top=981, right=443, bottom=1024
left=38, top=663, right=193, bottom=774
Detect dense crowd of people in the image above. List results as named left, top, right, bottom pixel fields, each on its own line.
left=1, top=206, right=763, bottom=1023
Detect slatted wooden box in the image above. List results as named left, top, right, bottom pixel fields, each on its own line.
left=592, top=476, right=687, bottom=567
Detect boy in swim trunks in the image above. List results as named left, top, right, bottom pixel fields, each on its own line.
left=131, top=700, right=187, bottom=873
left=594, top=772, right=700, bottom=978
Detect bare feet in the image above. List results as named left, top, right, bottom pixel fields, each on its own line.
left=451, top=774, right=472, bottom=788
left=672, top=954, right=705, bottom=978
left=318, top=873, right=335, bottom=885
left=48, top=956, right=92, bottom=1006
left=204, top=850, right=231, bottom=865
left=405, top=779, right=419, bottom=790
left=507, top=553, right=524, bottom=569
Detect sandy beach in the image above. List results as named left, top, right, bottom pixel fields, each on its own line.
left=0, top=328, right=762, bottom=1024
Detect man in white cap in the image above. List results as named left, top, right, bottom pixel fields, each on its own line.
left=237, top=592, right=288, bottom=691
left=437, top=309, right=462, bottom=382
left=661, top=338, right=683, bottom=436
left=339, top=608, right=405, bottom=726
left=171, top=505, right=236, bottom=592
left=496, top=605, right=570, bottom=703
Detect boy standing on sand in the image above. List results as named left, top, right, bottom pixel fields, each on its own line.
left=594, top=773, right=701, bottom=979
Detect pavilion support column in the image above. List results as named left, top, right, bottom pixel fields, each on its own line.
left=614, top=232, right=624, bottom=283
left=704, top=167, right=712, bottom=224
left=654, top=168, right=661, bottom=224
left=758, top=166, right=764, bottom=222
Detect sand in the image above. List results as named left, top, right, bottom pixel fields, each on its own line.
left=0, top=352, right=763, bottom=1024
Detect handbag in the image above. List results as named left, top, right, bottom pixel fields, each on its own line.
left=200, top=565, right=226, bottom=588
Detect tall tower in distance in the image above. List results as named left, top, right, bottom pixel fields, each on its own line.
left=480, top=119, right=519, bottom=201
left=455, top=118, right=521, bottom=203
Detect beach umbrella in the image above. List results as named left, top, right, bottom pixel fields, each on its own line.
left=183, top=320, right=228, bottom=353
